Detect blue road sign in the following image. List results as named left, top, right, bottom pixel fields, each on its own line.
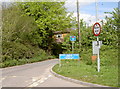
left=59, top=54, right=79, bottom=59
left=70, top=36, right=76, bottom=41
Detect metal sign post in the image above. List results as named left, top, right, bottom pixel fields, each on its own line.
left=93, top=22, right=101, bottom=72
left=92, top=41, right=102, bottom=55
left=70, top=36, right=76, bottom=53
left=59, top=56, right=61, bottom=68
left=72, top=42, right=73, bottom=53
left=72, top=41, right=75, bottom=53
left=97, top=37, right=100, bottom=72
left=94, top=0, right=101, bottom=72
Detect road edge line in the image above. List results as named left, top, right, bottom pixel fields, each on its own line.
left=50, top=65, right=110, bottom=87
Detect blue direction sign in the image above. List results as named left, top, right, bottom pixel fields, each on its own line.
left=59, top=54, right=79, bottom=59
left=70, top=36, right=76, bottom=41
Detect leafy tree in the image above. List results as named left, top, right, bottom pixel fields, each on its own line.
left=2, top=1, right=75, bottom=62
left=61, top=8, right=119, bottom=66
left=19, top=2, right=75, bottom=54
left=101, top=8, right=119, bottom=47
left=2, top=3, right=45, bottom=61
left=62, top=8, right=119, bottom=54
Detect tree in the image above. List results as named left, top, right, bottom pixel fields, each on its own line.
left=102, top=8, right=119, bottom=47
left=19, top=2, right=75, bottom=54
left=62, top=8, right=120, bottom=55
left=2, top=3, right=44, bottom=61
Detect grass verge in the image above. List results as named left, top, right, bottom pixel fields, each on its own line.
left=53, top=61, right=118, bottom=87
left=53, top=46, right=118, bottom=87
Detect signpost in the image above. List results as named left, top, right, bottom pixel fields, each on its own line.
left=58, top=36, right=78, bottom=68
left=59, top=54, right=79, bottom=59
left=70, top=36, right=76, bottom=41
left=70, top=36, right=76, bottom=53
left=93, top=22, right=101, bottom=72
left=59, top=54, right=80, bottom=67
left=92, top=41, right=102, bottom=55
left=92, top=22, right=101, bottom=36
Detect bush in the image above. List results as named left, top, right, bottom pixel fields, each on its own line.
left=1, top=4, right=56, bottom=68
left=2, top=41, right=48, bottom=62
left=2, top=42, right=30, bottom=61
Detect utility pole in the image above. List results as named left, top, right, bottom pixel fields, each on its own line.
left=77, top=0, right=81, bottom=49
left=0, top=2, right=2, bottom=68
left=96, top=0, right=98, bottom=22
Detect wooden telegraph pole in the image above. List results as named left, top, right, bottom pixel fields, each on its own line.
left=77, top=0, right=81, bottom=49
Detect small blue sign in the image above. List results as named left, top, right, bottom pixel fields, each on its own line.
left=59, top=54, right=80, bottom=59
left=70, top=36, right=76, bottom=41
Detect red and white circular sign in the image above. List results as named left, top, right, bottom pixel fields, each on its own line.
left=92, top=22, right=101, bottom=36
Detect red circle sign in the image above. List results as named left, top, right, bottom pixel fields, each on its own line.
left=92, top=22, right=101, bottom=36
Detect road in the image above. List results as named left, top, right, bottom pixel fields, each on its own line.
left=2, top=59, right=88, bottom=87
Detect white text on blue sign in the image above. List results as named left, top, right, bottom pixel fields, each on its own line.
left=59, top=54, right=79, bottom=59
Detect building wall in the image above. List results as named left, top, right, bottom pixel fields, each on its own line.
left=53, top=33, right=69, bottom=43
left=62, top=33, right=68, bottom=38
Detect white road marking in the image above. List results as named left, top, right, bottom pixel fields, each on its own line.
left=25, top=81, right=29, bottom=83
left=0, top=77, right=5, bottom=85
left=28, top=67, right=52, bottom=87
left=0, top=78, right=5, bottom=81
left=39, top=80, right=44, bottom=83
left=48, top=75, right=52, bottom=77
left=12, top=76, right=17, bottom=78
left=29, top=82, right=38, bottom=87
left=44, top=77, right=48, bottom=80
left=32, top=77, right=40, bottom=82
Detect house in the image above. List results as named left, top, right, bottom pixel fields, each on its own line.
left=53, top=29, right=70, bottom=43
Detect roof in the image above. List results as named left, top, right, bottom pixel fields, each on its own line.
left=53, top=28, right=71, bottom=34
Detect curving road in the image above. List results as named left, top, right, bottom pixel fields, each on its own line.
left=2, top=59, right=88, bottom=87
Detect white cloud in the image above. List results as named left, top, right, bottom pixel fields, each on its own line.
left=101, top=13, right=113, bottom=18
left=72, top=12, right=110, bottom=26
left=72, top=12, right=96, bottom=26
left=65, top=0, right=94, bottom=12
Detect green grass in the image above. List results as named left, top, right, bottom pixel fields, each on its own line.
left=53, top=46, right=118, bottom=87
left=53, top=61, right=118, bottom=87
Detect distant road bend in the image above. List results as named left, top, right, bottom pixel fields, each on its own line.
left=2, top=59, right=88, bottom=87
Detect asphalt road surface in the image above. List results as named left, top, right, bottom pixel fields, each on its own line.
left=2, top=59, right=88, bottom=87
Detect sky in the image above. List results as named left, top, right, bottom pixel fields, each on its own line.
left=1, top=0, right=119, bottom=26
left=64, top=0, right=119, bottom=26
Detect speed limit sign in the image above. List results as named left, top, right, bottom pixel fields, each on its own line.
left=93, top=22, right=101, bottom=36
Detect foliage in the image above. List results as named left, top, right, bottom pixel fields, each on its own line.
left=61, top=8, right=119, bottom=67
left=1, top=3, right=45, bottom=62
left=53, top=8, right=119, bottom=87
left=62, top=8, right=119, bottom=53
left=2, top=2, right=74, bottom=66
left=102, top=8, right=119, bottom=47
left=62, top=19, right=95, bottom=55
left=105, top=8, right=120, bottom=30
left=2, top=4, right=40, bottom=62
left=1, top=55, right=55, bottom=68
left=19, top=2, right=75, bottom=53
